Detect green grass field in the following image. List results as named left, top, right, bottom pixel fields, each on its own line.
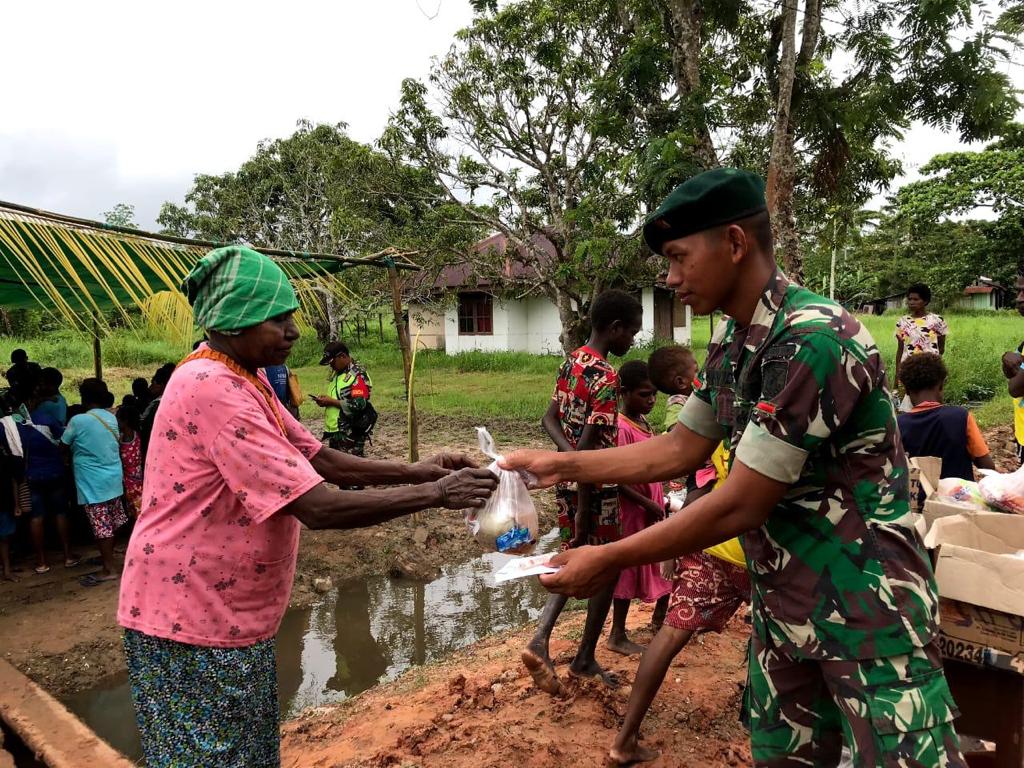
left=5, top=309, right=1023, bottom=432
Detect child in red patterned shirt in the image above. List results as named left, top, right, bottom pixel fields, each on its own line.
left=522, top=289, right=643, bottom=697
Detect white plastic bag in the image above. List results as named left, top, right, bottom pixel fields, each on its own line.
left=979, top=466, right=1024, bottom=515
left=465, top=427, right=539, bottom=554
left=935, top=478, right=988, bottom=510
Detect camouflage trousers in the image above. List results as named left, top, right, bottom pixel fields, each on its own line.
left=324, top=431, right=366, bottom=457
left=747, top=636, right=966, bottom=767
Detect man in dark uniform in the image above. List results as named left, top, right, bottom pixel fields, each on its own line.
left=504, top=168, right=965, bottom=767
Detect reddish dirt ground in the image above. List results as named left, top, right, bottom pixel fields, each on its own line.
left=281, top=604, right=752, bottom=768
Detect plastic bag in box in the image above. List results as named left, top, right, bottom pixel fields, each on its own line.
left=979, top=466, right=1024, bottom=515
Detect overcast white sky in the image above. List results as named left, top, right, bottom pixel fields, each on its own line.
left=1, top=0, right=1020, bottom=230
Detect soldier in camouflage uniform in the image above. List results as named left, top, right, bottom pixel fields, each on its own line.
left=504, top=168, right=965, bottom=767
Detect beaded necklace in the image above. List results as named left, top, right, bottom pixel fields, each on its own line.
left=179, top=347, right=287, bottom=435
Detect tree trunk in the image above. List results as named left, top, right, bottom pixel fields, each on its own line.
left=556, top=290, right=589, bottom=355
left=765, top=0, right=821, bottom=284
left=663, top=0, right=719, bottom=168
left=765, top=0, right=801, bottom=281
left=310, top=286, right=341, bottom=343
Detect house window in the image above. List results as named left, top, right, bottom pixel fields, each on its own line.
left=458, top=293, right=493, bottom=335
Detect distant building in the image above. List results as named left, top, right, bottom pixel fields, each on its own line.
left=957, top=280, right=1010, bottom=311
left=408, top=232, right=692, bottom=355
left=860, top=292, right=905, bottom=316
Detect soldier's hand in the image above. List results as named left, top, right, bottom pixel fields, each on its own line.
left=499, top=449, right=563, bottom=489
left=539, top=546, right=618, bottom=597
left=435, top=467, right=498, bottom=509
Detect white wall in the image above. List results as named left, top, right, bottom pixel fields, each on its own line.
left=443, top=299, right=513, bottom=354
left=674, top=303, right=692, bottom=345
left=408, top=304, right=445, bottom=350
left=441, top=289, right=672, bottom=356
left=522, top=296, right=563, bottom=355
left=442, top=295, right=564, bottom=355
left=637, top=287, right=656, bottom=345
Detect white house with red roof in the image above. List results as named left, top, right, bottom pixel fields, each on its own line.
left=408, top=232, right=692, bottom=354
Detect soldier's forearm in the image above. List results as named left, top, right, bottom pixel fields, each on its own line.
left=561, top=426, right=715, bottom=486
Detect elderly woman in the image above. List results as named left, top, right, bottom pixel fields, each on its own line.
left=118, top=246, right=497, bottom=767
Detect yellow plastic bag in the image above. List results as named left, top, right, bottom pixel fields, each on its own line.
left=702, top=443, right=745, bottom=567
left=703, top=537, right=746, bottom=568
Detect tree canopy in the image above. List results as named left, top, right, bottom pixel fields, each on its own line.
left=157, top=121, right=483, bottom=339
left=806, top=124, right=1024, bottom=306
left=383, top=0, right=1018, bottom=347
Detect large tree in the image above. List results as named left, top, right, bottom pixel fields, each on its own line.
left=809, top=124, right=1024, bottom=306
left=383, top=0, right=671, bottom=350
left=159, top=121, right=482, bottom=339
left=652, top=0, right=1019, bottom=279
left=388, top=0, right=1017, bottom=350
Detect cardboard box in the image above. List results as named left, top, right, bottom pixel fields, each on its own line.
left=909, top=456, right=941, bottom=514
left=937, top=598, right=1024, bottom=674
left=925, top=513, right=1024, bottom=674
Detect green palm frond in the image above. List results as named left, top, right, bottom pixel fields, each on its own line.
left=0, top=200, right=418, bottom=348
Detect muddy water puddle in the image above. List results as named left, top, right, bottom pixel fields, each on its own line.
left=62, top=530, right=557, bottom=763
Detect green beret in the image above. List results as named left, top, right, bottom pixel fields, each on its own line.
left=643, top=168, right=767, bottom=255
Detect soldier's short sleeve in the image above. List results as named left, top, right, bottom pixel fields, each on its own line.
left=734, top=330, right=871, bottom=484
left=678, top=365, right=726, bottom=441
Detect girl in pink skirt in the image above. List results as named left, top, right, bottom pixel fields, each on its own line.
left=606, top=361, right=671, bottom=656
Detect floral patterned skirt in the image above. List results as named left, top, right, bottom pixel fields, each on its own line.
left=124, top=629, right=279, bottom=767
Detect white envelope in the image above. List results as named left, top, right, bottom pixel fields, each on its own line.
left=493, top=553, right=560, bottom=584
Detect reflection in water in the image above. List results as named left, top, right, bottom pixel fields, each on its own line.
left=62, top=529, right=556, bottom=763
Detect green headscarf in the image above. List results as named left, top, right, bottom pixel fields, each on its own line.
left=183, top=246, right=299, bottom=332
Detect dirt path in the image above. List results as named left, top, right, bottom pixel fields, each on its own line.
left=281, top=604, right=752, bottom=768
left=0, top=413, right=555, bottom=697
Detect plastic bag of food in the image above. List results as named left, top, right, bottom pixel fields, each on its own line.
left=979, top=466, right=1024, bottom=515
left=935, top=478, right=989, bottom=510
left=465, top=427, right=539, bottom=554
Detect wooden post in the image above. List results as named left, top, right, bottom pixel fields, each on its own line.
left=386, top=262, right=418, bottom=464
left=92, top=311, right=103, bottom=381
left=378, top=313, right=384, bottom=342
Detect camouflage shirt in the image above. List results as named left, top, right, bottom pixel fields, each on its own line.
left=679, top=271, right=938, bottom=661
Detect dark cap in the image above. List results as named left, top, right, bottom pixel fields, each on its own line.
left=319, top=341, right=350, bottom=365
left=643, top=168, right=767, bottom=255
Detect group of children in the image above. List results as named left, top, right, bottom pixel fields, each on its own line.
left=0, top=351, right=176, bottom=585
left=526, top=280, right=1000, bottom=765
left=523, top=290, right=752, bottom=766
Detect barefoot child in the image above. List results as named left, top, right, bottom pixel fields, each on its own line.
left=522, top=290, right=643, bottom=696
left=607, top=361, right=671, bottom=656
left=607, top=345, right=749, bottom=766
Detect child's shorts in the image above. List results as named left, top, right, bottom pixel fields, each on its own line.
left=556, top=485, right=620, bottom=549
left=666, top=550, right=750, bottom=633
